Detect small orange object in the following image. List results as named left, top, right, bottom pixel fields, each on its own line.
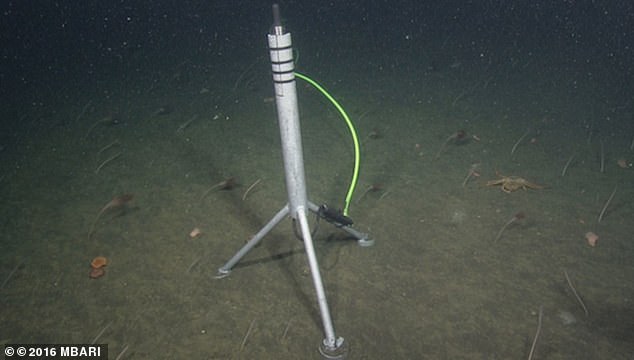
left=189, top=227, right=202, bottom=238
left=616, top=158, right=631, bottom=169
left=91, top=256, right=108, bottom=269
left=585, top=231, right=599, bottom=247
left=89, top=267, right=105, bottom=279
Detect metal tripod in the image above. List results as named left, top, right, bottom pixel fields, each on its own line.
left=215, top=4, right=373, bottom=359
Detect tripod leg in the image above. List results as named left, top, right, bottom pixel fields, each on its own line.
left=216, top=204, right=290, bottom=278
left=308, top=201, right=374, bottom=247
left=296, top=207, right=347, bottom=358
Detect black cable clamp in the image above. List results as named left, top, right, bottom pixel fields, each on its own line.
left=317, top=204, right=353, bottom=228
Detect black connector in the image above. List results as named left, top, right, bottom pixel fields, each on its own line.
left=318, top=204, right=353, bottom=227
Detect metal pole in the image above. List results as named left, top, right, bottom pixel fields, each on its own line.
left=268, top=9, right=307, bottom=220
left=268, top=5, right=347, bottom=357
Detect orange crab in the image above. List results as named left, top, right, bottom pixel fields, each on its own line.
left=486, top=174, right=544, bottom=193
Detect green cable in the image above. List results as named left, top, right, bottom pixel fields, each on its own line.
left=293, top=72, right=360, bottom=217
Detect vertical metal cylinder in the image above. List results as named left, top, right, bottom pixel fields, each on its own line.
left=267, top=31, right=308, bottom=219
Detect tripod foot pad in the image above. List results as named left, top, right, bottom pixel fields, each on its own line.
left=319, top=337, right=348, bottom=359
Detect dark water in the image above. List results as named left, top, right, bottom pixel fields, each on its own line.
left=1, top=1, right=633, bottom=359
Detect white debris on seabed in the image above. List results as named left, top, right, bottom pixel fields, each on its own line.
left=557, top=310, right=577, bottom=326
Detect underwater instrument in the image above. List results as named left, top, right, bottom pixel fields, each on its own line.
left=215, top=4, right=373, bottom=359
